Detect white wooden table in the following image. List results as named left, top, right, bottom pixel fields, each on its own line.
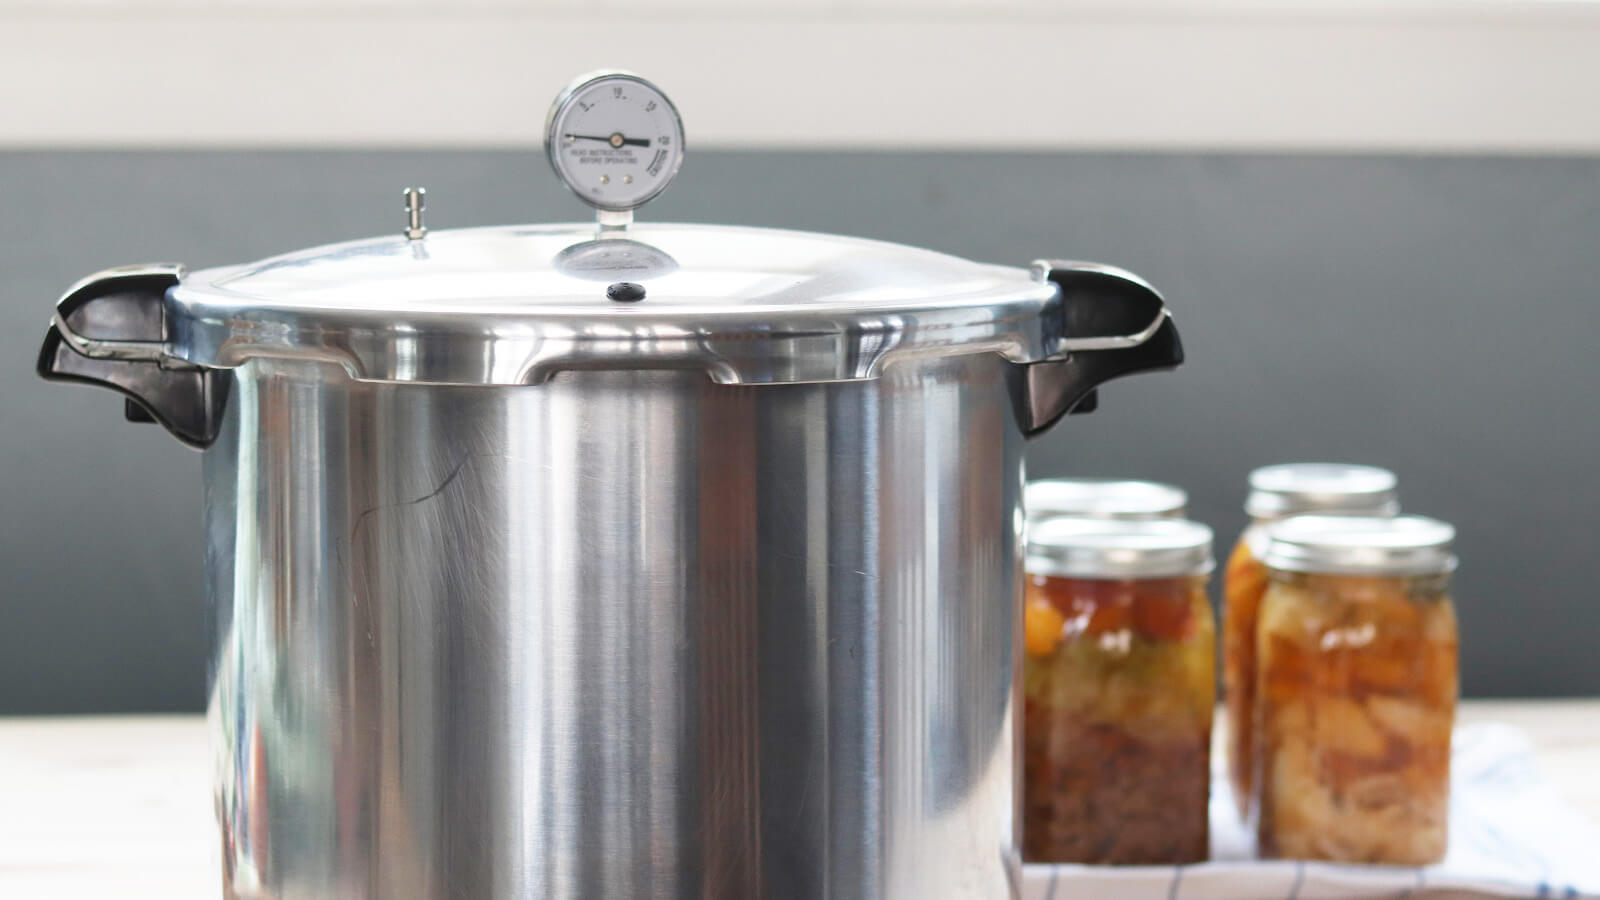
left=2, top=700, right=1596, bottom=898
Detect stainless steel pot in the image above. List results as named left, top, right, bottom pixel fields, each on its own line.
left=39, top=220, right=1182, bottom=899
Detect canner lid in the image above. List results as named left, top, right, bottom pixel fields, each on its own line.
left=1027, top=517, right=1215, bottom=579
left=163, top=223, right=1081, bottom=386
left=1260, top=515, right=1457, bottom=576
left=1024, top=478, right=1188, bottom=522
left=1244, top=463, right=1400, bottom=519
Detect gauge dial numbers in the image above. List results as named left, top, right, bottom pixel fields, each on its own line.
left=546, top=72, right=685, bottom=212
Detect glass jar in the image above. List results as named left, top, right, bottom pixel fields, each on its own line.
left=1253, top=515, right=1458, bottom=864
left=1022, top=518, right=1215, bottom=864
left=1024, top=478, right=1188, bottom=523
left=1223, top=464, right=1398, bottom=819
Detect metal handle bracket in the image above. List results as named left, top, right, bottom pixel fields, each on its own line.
left=37, top=263, right=231, bottom=449
left=1019, top=260, right=1185, bottom=438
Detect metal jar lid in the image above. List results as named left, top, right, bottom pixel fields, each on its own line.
left=155, top=223, right=1112, bottom=386
left=1261, top=515, right=1457, bottom=576
left=1024, top=478, right=1188, bottom=521
left=1026, top=517, right=1215, bottom=580
left=1244, top=463, right=1400, bottom=519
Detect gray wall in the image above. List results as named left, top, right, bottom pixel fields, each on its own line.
left=3, top=150, right=1597, bottom=714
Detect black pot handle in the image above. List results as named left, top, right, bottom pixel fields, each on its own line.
left=37, top=263, right=230, bottom=449
left=1020, top=260, right=1185, bottom=439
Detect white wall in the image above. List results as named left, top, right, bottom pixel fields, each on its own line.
left=3, top=1, right=1599, bottom=151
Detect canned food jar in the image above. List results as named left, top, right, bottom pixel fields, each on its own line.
left=1022, top=518, right=1215, bottom=864
left=1254, top=515, right=1459, bottom=864
left=1222, top=464, right=1399, bottom=818
left=1024, top=478, right=1188, bottom=523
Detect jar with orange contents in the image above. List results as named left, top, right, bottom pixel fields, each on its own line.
left=1253, top=515, right=1458, bottom=864
left=1223, top=464, right=1398, bottom=820
left=1022, top=518, right=1215, bottom=864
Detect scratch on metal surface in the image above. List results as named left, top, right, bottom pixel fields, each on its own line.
left=767, top=547, right=881, bottom=583
left=349, top=455, right=471, bottom=542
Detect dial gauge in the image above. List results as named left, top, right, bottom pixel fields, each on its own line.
left=545, top=71, right=685, bottom=212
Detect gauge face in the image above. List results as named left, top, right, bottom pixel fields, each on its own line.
left=546, top=72, right=685, bottom=212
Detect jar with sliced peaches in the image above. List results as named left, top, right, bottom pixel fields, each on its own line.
left=1022, top=517, right=1215, bottom=865
left=1222, top=463, right=1399, bottom=820
left=1253, top=514, right=1458, bottom=865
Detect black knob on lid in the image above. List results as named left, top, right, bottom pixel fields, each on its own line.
left=607, top=282, right=646, bottom=302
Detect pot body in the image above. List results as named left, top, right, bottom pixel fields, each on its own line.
left=206, top=351, right=1028, bottom=900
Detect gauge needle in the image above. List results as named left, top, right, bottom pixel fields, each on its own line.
left=565, top=133, right=652, bottom=148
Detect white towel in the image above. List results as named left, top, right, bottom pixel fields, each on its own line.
left=1023, top=723, right=1600, bottom=899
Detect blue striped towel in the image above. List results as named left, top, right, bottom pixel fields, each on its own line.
left=1023, top=723, right=1600, bottom=899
